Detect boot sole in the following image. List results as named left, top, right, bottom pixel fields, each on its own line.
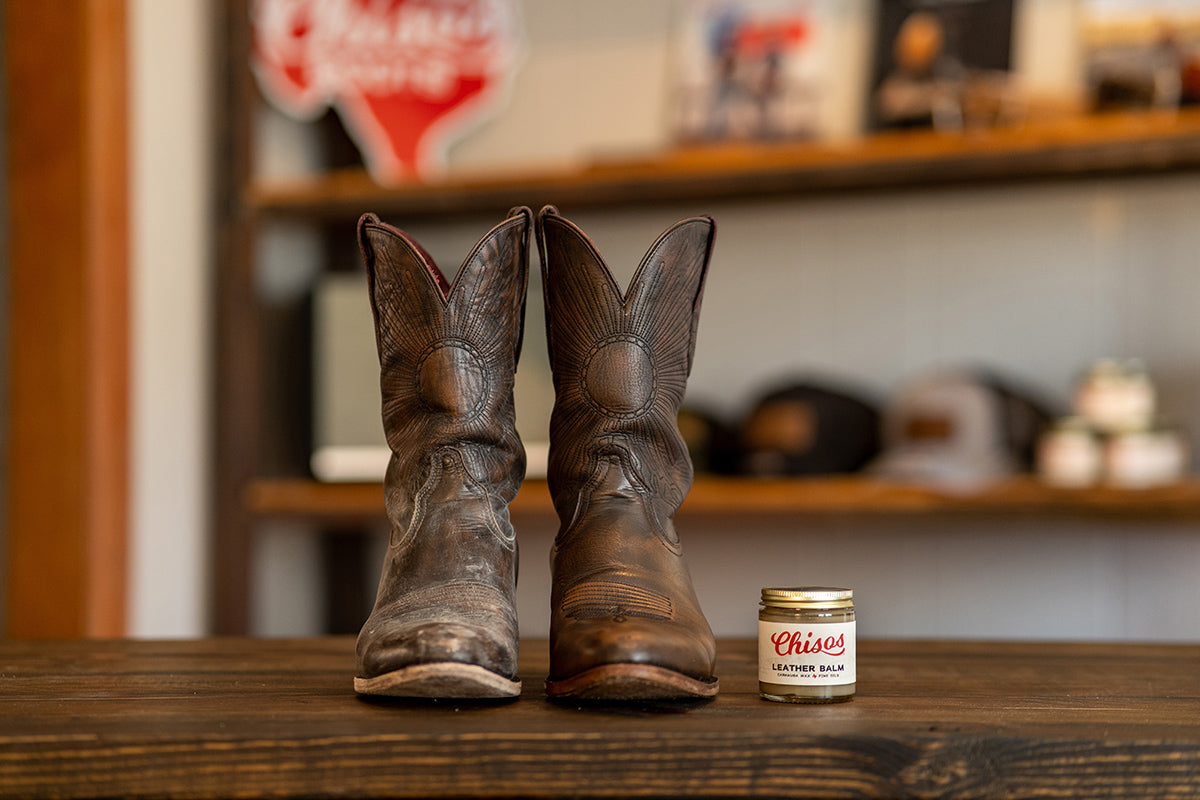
left=355, top=663, right=521, bottom=699
left=545, top=664, right=719, bottom=701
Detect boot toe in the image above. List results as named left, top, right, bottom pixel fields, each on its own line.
left=549, top=615, right=715, bottom=682
left=358, top=619, right=518, bottom=681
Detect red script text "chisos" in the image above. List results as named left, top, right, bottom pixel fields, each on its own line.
left=771, top=630, right=846, bottom=657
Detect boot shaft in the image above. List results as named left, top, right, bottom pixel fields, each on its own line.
left=537, top=207, right=720, bottom=698
left=357, top=208, right=531, bottom=532
left=536, top=206, right=715, bottom=524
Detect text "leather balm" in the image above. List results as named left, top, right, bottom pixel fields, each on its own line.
left=759, top=586, right=855, bottom=703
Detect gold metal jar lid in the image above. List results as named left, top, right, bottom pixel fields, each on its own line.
left=761, top=586, right=854, bottom=609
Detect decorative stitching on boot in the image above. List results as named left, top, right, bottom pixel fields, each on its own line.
left=413, top=337, right=489, bottom=422
left=578, top=333, right=657, bottom=420
left=398, top=447, right=513, bottom=549
left=556, top=439, right=682, bottom=553
left=561, top=581, right=674, bottom=621
left=385, top=581, right=513, bottom=620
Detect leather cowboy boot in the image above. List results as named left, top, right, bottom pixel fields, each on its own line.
left=353, top=207, right=531, bottom=699
left=536, top=206, right=719, bottom=700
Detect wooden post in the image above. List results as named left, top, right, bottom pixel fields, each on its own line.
left=5, top=1, right=129, bottom=638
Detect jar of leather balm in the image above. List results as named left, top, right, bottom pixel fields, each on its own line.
left=759, top=587, right=855, bottom=703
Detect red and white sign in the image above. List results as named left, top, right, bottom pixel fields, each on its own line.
left=251, top=0, right=522, bottom=184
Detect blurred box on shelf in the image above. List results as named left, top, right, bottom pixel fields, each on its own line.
left=1082, top=0, right=1200, bottom=111
left=311, top=274, right=389, bottom=482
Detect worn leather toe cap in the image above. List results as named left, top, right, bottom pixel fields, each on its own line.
left=548, top=615, right=715, bottom=682
left=357, top=618, right=518, bottom=681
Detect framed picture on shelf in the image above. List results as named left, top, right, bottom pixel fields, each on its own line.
left=868, top=0, right=1017, bottom=131
left=670, top=0, right=833, bottom=143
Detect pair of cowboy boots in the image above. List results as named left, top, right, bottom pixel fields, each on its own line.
left=352, top=205, right=717, bottom=701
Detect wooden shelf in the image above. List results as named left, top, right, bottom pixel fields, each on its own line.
left=245, top=474, right=1200, bottom=521
left=247, top=109, right=1200, bottom=221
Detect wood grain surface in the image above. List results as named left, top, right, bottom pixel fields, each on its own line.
left=2, top=638, right=1198, bottom=798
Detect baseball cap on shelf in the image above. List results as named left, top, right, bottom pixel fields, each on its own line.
left=678, top=406, right=741, bottom=475
left=737, top=381, right=882, bottom=476
left=868, top=369, right=1054, bottom=490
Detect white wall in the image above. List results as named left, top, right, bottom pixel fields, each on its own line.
left=128, top=0, right=212, bottom=637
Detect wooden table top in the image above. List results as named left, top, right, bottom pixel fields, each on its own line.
left=2, top=637, right=1198, bottom=799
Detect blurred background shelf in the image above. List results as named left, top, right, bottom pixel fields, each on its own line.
left=214, top=0, right=1200, bottom=639
left=246, top=110, right=1200, bottom=220
left=245, top=475, right=1200, bottom=521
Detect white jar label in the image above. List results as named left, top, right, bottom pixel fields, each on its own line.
left=758, top=620, right=856, bottom=685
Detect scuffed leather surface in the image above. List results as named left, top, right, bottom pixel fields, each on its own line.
left=537, top=206, right=718, bottom=683
left=355, top=208, right=530, bottom=682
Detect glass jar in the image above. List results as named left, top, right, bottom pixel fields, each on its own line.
left=758, top=587, right=855, bottom=703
